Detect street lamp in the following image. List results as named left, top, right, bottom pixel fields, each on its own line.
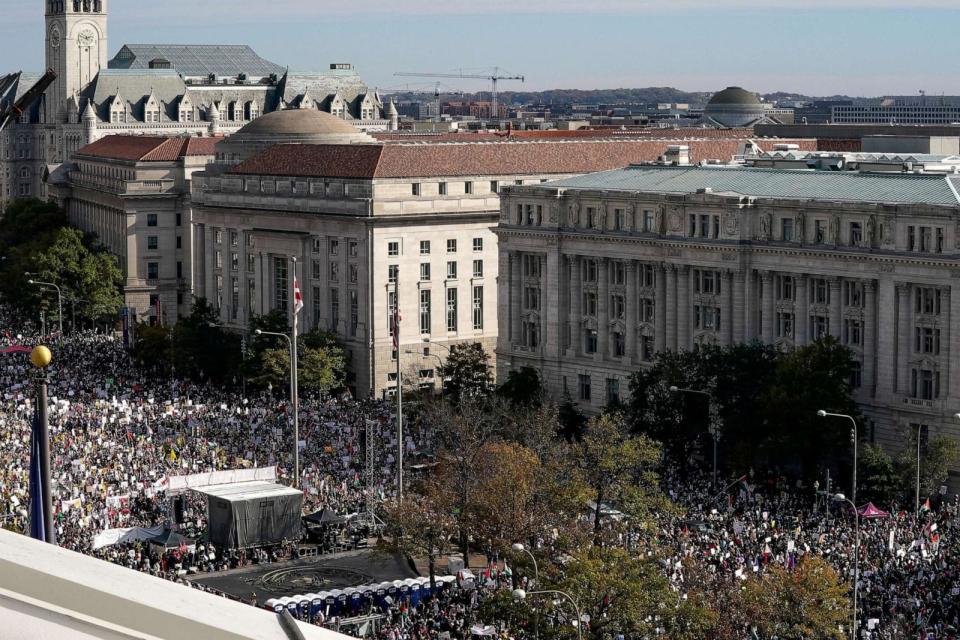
left=512, top=543, right=540, bottom=640
left=27, top=278, right=63, bottom=336
left=832, top=493, right=860, bottom=639
left=254, top=328, right=299, bottom=487
left=512, top=588, right=582, bottom=640
left=670, top=385, right=718, bottom=487
left=817, top=410, right=858, bottom=505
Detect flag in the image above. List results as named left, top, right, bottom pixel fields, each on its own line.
left=391, top=302, right=402, bottom=351
left=28, top=402, right=51, bottom=543
left=293, top=277, right=304, bottom=316
left=920, top=498, right=931, bottom=513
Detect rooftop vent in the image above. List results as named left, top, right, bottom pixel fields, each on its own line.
left=696, top=187, right=713, bottom=194
left=773, top=143, right=800, bottom=151
left=148, top=58, right=171, bottom=70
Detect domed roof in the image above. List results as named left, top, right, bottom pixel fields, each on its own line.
left=236, top=109, right=358, bottom=136
left=708, top=87, right=761, bottom=106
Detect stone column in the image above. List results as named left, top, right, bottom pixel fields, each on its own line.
left=677, top=265, right=690, bottom=351
left=722, top=270, right=734, bottom=346
left=733, top=270, right=746, bottom=344
left=896, top=283, right=912, bottom=396
left=940, top=288, right=951, bottom=399
left=875, top=277, right=897, bottom=397
left=744, top=269, right=756, bottom=340
left=509, top=251, right=522, bottom=345
left=626, top=261, right=638, bottom=362
left=567, top=255, right=581, bottom=358
left=863, top=280, right=876, bottom=396
left=829, top=277, right=842, bottom=339
left=761, top=271, right=774, bottom=343
left=796, top=275, right=808, bottom=346
left=950, top=286, right=960, bottom=401
left=665, top=265, right=677, bottom=351
left=545, top=247, right=561, bottom=357
left=655, top=265, right=667, bottom=352
left=597, top=258, right=610, bottom=361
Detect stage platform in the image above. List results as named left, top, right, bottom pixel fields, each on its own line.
left=191, top=548, right=418, bottom=606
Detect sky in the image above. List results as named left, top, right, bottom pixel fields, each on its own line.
left=4, top=1, right=960, bottom=97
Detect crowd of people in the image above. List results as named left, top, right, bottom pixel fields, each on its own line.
left=0, top=315, right=958, bottom=639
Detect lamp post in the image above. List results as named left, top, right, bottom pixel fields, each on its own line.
left=27, top=278, right=63, bottom=336
left=511, top=543, right=540, bottom=640
left=29, top=345, right=55, bottom=544
left=817, top=410, right=859, bottom=505
left=254, top=328, right=299, bottom=487
left=913, top=424, right=925, bottom=516
left=512, top=588, right=582, bottom=640
left=833, top=492, right=860, bottom=639
left=670, top=385, right=718, bottom=487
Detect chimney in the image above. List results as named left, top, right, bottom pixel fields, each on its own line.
left=665, top=145, right=690, bottom=166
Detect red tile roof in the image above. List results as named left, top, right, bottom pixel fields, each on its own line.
left=229, top=138, right=819, bottom=180
left=373, top=127, right=776, bottom=143
left=76, top=135, right=219, bottom=162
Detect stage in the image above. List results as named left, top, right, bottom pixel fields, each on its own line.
left=191, top=548, right=418, bottom=606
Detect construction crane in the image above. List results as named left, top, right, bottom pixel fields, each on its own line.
left=394, top=68, right=524, bottom=121
left=381, top=82, right=463, bottom=123
left=0, top=69, right=57, bottom=134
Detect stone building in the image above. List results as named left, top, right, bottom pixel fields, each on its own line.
left=46, top=134, right=217, bottom=322
left=0, top=0, right=388, bottom=208
left=191, top=111, right=814, bottom=397
left=496, top=164, right=960, bottom=481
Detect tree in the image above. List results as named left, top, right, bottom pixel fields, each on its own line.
left=132, top=323, right=172, bottom=374
left=557, top=391, right=587, bottom=442
left=170, top=299, right=241, bottom=383
left=740, top=556, right=848, bottom=640
left=859, top=443, right=901, bottom=506
left=574, top=413, right=670, bottom=545
left=497, top=366, right=544, bottom=408
left=440, top=342, right=492, bottom=404
left=380, top=493, right=456, bottom=590
left=897, top=434, right=960, bottom=501
left=0, top=198, right=66, bottom=250
left=252, top=335, right=347, bottom=397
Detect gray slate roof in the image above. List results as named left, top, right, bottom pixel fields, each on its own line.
left=109, top=44, right=285, bottom=78
left=548, top=165, right=960, bottom=206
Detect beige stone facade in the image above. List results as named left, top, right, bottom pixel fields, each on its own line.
left=497, top=165, right=960, bottom=485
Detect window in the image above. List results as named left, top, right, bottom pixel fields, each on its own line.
left=696, top=270, right=720, bottom=295
left=439, top=182, right=447, bottom=196
left=312, top=260, right=322, bottom=280
left=850, top=360, right=862, bottom=389
left=412, top=183, right=421, bottom=196
left=473, top=260, right=483, bottom=278
left=523, top=320, right=540, bottom=348
left=839, top=318, right=861, bottom=346
left=230, top=232, right=238, bottom=247
left=349, top=290, right=359, bottom=336
left=614, top=208, right=624, bottom=231
left=699, top=214, right=711, bottom=238
left=844, top=281, right=863, bottom=308
left=915, top=326, right=940, bottom=354
left=215, top=251, right=222, bottom=269
left=814, top=220, right=826, bottom=244
left=329, top=239, right=339, bottom=256
left=584, top=292, right=598, bottom=316
left=936, top=227, right=944, bottom=253
left=388, top=241, right=400, bottom=257
left=641, top=264, right=656, bottom=287
left=147, top=262, right=159, bottom=280
left=446, top=288, right=458, bottom=332
left=613, top=331, right=626, bottom=357
left=812, top=278, right=829, bottom=305
left=811, top=315, right=829, bottom=340
left=175, top=213, right=182, bottom=227
left=524, top=287, right=541, bottom=311
left=473, top=237, right=483, bottom=252
left=641, top=298, right=655, bottom=323
left=147, top=214, right=158, bottom=227
left=420, top=290, right=432, bottom=334
left=781, top=218, right=794, bottom=242
left=472, top=285, right=483, bottom=330
left=349, top=264, right=358, bottom=284
left=911, top=368, right=939, bottom=400
left=777, top=311, right=794, bottom=338
left=420, top=263, right=431, bottom=282
left=349, top=240, right=358, bottom=257
left=583, top=260, right=598, bottom=283
left=273, top=257, right=288, bottom=312
left=329, top=262, right=340, bottom=282
left=578, top=375, right=592, bottom=402
left=523, top=255, right=541, bottom=278
left=231, top=253, right=239, bottom=271
left=606, top=379, right=620, bottom=405
left=330, top=289, right=340, bottom=331
left=585, top=328, right=598, bottom=353
left=420, top=240, right=431, bottom=255
left=231, top=278, right=240, bottom=320
left=920, top=227, right=931, bottom=252
left=612, top=261, right=625, bottom=285
left=176, top=236, right=182, bottom=250
left=908, top=226, right=916, bottom=251
left=643, top=210, right=655, bottom=232
left=641, top=335, right=654, bottom=362
left=147, top=236, right=158, bottom=250
left=387, top=264, right=398, bottom=284
left=586, top=207, right=595, bottom=228
left=611, top=294, right=625, bottom=319
left=490, top=180, right=499, bottom=193
left=849, top=221, right=862, bottom=246
left=312, top=238, right=322, bottom=254
left=465, top=181, right=473, bottom=195
left=915, top=287, right=941, bottom=315
left=247, top=254, right=255, bottom=273
left=447, top=239, right=457, bottom=253
left=447, top=261, right=457, bottom=279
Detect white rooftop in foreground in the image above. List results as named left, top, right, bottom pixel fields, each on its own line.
left=195, top=480, right=303, bottom=501
left=0, top=528, right=353, bottom=640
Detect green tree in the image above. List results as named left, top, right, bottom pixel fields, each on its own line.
left=251, top=331, right=347, bottom=397
left=170, top=299, right=241, bottom=382
left=0, top=198, right=66, bottom=249
left=132, top=323, right=172, bottom=373
left=380, top=493, right=456, bottom=590
left=859, top=443, right=901, bottom=506
left=741, top=556, right=848, bottom=640
left=440, top=342, right=492, bottom=404
left=497, top=366, right=543, bottom=408
left=897, top=434, right=960, bottom=501
left=557, top=391, right=587, bottom=442
left=574, top=413, right=670, bottom=545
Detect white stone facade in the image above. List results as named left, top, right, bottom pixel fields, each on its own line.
left=497, top=174, right=960, bottom=486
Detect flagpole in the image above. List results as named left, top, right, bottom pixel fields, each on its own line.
left=31, top=346, right=55, bottom=544
left=396, top=268, right=403, bottom=503
left=291, top=257, right=300, bottom=489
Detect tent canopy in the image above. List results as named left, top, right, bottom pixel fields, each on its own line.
left=858, top=502, right=890, bottom=519
left=304, top=508, right=345, bottom=526
left=150, top=529, right=194, bottom=549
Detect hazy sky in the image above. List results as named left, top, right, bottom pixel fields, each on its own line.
left=4, top=1, right=960, bottom=97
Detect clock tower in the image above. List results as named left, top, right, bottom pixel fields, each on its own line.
left=45, top=0, right=108, bottom=123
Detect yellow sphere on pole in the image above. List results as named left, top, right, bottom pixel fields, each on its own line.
left=30, top=345, right=52, bottom=369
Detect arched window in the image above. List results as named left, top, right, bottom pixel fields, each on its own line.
left=230, top=102, right=242, bottom=121
left=245, top=101, right=260, bottom=120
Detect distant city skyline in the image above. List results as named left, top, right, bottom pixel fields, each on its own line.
left=4, top=1, right=960, bottom=97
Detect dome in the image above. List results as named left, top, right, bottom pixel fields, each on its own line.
left=708, top=86, right=761, bottom=106
left=235, top=109, right=359, bottom=136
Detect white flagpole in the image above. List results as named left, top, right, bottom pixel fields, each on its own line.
left=291, top=256, right=300, bottom=488
left=396, top=268, right=403, bottom=503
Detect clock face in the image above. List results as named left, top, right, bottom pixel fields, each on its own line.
left=50, top=27, right=62, bottom=49
left=77, top=29, right=95, bottom=47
